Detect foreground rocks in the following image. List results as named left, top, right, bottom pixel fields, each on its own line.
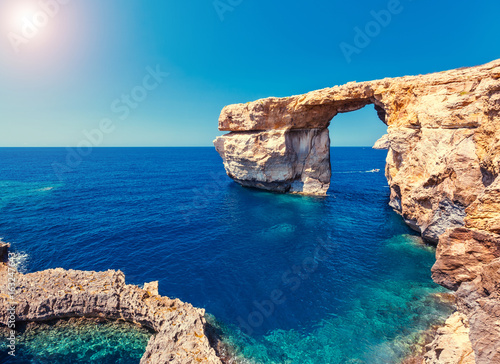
left=432, top=228, right=500, bottom=290
left=431, top=226, right=500, bottom=363
left=0, top=254, right=222, bottom=364
left=425, top=312, right=476, bottom=364
left=215, top=59, right=500, bottom=364
left=406, top=312, right=476, bottom=364
left=456, top=259, right=500, bottom=364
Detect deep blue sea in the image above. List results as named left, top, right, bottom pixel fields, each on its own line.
left=0, top=147, right=452, bottom=363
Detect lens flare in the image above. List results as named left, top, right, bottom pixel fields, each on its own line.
left=14, top=4, right=37, bottom=25
left=5, top=1, right=38, bottom=30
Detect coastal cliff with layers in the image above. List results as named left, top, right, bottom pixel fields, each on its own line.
left=215, top=59, right=500, bottom=363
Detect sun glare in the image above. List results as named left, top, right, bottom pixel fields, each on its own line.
left=12, top=3, right=37, bottom=26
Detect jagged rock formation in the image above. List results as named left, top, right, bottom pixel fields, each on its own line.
left=215, top=59, right=500, bottom=364
left=433, top=228, right=500, bottom=364
left=373, top=134, right=390, bottom=150
left=422, top=312, right=476, bottom=364
left=0, top=252, right=222, bottom=364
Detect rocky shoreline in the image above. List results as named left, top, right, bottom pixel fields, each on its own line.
left=0, top=242, right=223, bottom=364
left=403, top=311, right=475, bottom=364
left=2, top=60, right=499, bottom=363
left=215, top=59, right=500, bottom=363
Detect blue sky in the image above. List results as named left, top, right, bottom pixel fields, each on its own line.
left=0, top=0, right=498, bottom=147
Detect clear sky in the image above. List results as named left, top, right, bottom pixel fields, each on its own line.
left=0, top=0, right=499, bottom=147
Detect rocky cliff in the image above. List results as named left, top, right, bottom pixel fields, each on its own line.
left=215, top=59, right=500, bottom=364
left=0, top=246, right=223, bottom=364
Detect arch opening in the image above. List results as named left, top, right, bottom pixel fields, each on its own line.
left=328, top=104, right=388, bottom=148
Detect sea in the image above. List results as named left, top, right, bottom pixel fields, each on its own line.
left=0, top=147, right=453, bottom=363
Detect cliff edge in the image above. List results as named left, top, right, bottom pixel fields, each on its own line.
left=214, top=59, right=500, bottom=364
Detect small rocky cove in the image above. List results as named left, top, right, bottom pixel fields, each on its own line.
left=0, top=241, right=223, bottom=364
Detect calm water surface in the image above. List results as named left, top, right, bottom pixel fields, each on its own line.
left=0, top=147, right=451, bottom=363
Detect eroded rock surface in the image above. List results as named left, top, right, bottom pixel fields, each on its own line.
left=454, top=258, right=500, bottom=364
left=215, top=59, right=500, bottom=240
left=215, top=128, right=331, bottom=195
left=215, top=59, right=500, bottom=364
left=0, top=260, right=222, bottom=364
left=466, top=177, right=500, bottom=234
left=373, top=134, right=390, bottom=150
left=423, top=312, right=476, bottom=364
left=432, top=228, right=500, bottom=290
left=431, top=230, right=500, bottom=363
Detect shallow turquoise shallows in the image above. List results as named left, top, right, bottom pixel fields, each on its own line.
left=0, top=319, right=152, bottom=364
left=0, top=147, right=452, bottom=363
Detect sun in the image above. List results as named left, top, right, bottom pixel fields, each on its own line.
left=12, top=3, right=38, bottom=26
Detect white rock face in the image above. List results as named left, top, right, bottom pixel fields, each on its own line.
left=214, top=128, right=331, bottom=195
left=386, top=127, right=483, bottom=242
left=372, top=134, right=390, bottom=149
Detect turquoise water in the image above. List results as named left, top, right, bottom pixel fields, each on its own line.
left=215, top=235, right=453, bottom=363
left=0, top=147, right=452, bottom=363
left=1, top=319, right=152, bottom=363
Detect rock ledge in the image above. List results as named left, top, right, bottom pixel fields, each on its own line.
left=0, top=250, right=222, bottom=364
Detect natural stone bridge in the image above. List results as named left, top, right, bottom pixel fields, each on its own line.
left=215, top=59, right=500, bottom=363
left=214, top=60, right=500, bottom=243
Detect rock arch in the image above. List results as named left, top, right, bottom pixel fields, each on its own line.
left=214, top=59, right=500, bottom=242
left=215, top=59, right=500, bottom=361
left=214, top=99, right=387, bottom=196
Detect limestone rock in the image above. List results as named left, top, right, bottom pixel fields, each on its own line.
left=144, top=281, right=159, bottom=296
left=214, top=128, right=331, bottom=195
left=432, top=228, right=500, bottom=290
left=372, top=134, right=390, bottom=149
left=430, top=227, right=500, bottom=363
left=431, top=227, right=500, bottom=363
left=0, top=266, right=222, bottom=364
left=466, top=177, right=500, bottom=234
left=456, top=258, right=500, bottom=364
left=215, top=59, right=500, bottom=241
left=386, top=127, right=483, bottom=243
left=423, top=312, right=475, bottom=364
left=215, top=59, right=500, bottom=364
